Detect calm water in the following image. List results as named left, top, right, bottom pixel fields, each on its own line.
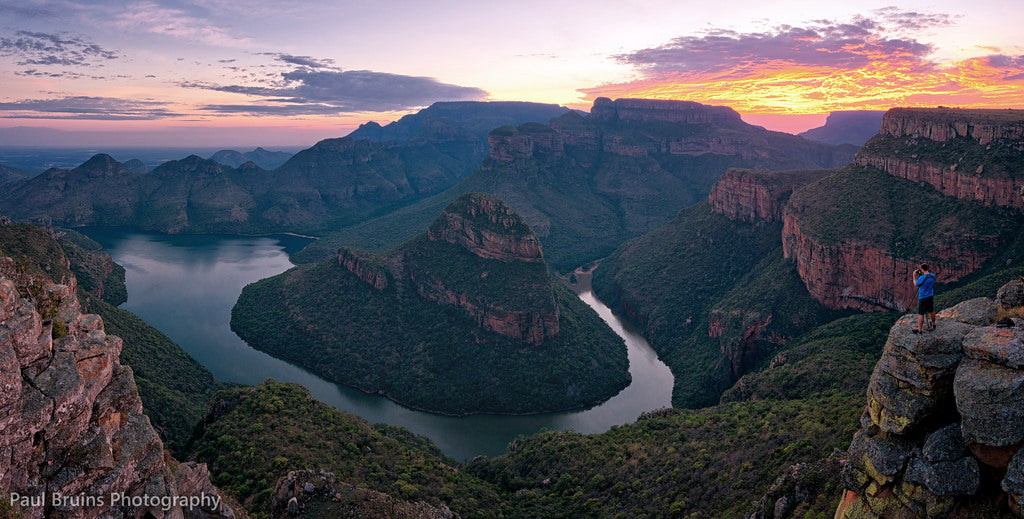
left=84, top=229, right=674, bottom=460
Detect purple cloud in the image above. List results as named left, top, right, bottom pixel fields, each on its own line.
left=0, top=96, right=179, bottom=120
left=185, top=67, right=487, bottom=113
left=0, top=30, right=119, bottom=67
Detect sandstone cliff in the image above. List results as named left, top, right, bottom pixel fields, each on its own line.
left=835, top=278, right=1024, bottom=518
left=708, top=168, right=831, bottom=223
left=782, top=165, right=1008, bottom=312
left=336, top=193, right=558, bottom=346
left=855, top=107, right=1024, bottom=210
left=411, top=194, right=558, bottom=345
left=0, top=256, right=233, bottom=518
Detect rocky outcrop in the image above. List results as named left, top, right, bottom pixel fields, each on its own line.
left=709, top=169, right=832, bottom=223
left=341, top=193, right=559, bottom=346
left=0, top=257, right=232, bottom=519
left=485, top=123, right=564, bottom=163
left=835, top=282, right=1024, bottom=518
left=856, top=154, right=1024, bottom=210
left=856, top=108, right=1024, bottom=210
left=414, top=193, right=557, bottom=345
left=337, top=248, right=390, bottom=291
left=413, top=276, right=559, bottom=346
left=268, top=470, right=453, bottom=519
left=709, top=309, right=777, bottom=377
left=426, top=192, right=544, bottom=263
left=781, top=213, right=990, bottom=312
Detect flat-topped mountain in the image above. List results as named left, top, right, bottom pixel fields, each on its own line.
left=300, top=97, right=859, bottom=269
left=231, top=193, right=629, bottom=415
left=349, top=100, right=570, bottom=143
left=856, top=107, right=1024, bottom=210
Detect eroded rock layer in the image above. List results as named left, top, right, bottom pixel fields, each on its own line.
left=836, top=279, right=1024, bottom=518
left=0, top=256, right=232, bottom=519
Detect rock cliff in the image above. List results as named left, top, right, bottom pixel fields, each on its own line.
left=409, top=193, right=558, bottom=345
left=781, top=210, right=991, bottom=312
left=0, top=256, right=233, bottom=518
left=589, top=97, right=746, bottom=126
left=782, top=164, right=1009, bottom=313
left=336, top=193, right=557, bottom=345
left=708, top=168, right=832, bottom=223
left=835, top=278, right=1024, bottom=518
left=855, top=108, right=1024, bottom=210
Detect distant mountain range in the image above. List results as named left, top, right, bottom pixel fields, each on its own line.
left=297, top=97, right=859, bottom=270
left=0, top=101, right=572, bottom=234
left=208, top=147, right=293, bottom=169
left=798, top=110, right=886, bottom=146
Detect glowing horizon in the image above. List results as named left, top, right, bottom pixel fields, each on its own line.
left=1, top=1, right=1022, bottom=147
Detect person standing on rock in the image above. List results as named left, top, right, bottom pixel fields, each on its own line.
left=913, top=264, right=936, bottom=334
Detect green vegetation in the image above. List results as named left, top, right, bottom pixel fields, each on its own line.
left=0, top=223, right=74, bottom=283
left=232, top=258, right=629, bottom=415
left=787, top=165, right=1015, bottom=259
left=593, top=202, right=847, bottom=407
left=294, top=112, right=853, bottom=270
left=57, top=228, right=127, bottom=306
left=469, top=392, right=862, bottom=518
left=185, top=381, right=504, bottom=518
left=233, top=194, right=629, bottom=415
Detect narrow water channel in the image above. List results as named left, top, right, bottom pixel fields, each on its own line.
left=84, top=229, right=674, bottom=460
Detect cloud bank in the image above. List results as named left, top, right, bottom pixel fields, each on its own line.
left=185, top=56, right=488, bottom=115
left=583, top=9, right=1024, bottom=113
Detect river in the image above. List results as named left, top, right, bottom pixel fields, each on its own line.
left=83, top=229, right=673, bottom=460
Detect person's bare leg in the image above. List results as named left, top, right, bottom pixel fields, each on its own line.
left=917, top=314, right=924, bottom=332
left=930, top=312, right=936, bottom=330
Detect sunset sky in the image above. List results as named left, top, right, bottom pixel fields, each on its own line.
left=1, top=0, right=1023, bottom=147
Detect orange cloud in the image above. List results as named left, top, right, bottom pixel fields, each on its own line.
left=583, top=11, right=1024, bottom=114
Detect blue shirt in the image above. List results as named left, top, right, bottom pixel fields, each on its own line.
left=916, top=273, right=935, bottom=299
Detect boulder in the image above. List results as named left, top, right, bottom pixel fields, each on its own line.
left=937, top=297, right=997, bottom=326
left=962, top=325, right=1024, bottom=369
left=997, top=278, right=1024, bottom=309
left=955, top=358, right=1024, bottom=447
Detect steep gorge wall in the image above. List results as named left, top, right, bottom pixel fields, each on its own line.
left=708, top=169, right=832, bottom=223
left=781, top=212, right=989, bottom=312
left=0, top=257, right=232, bottom=519
left=856, top=108, right=1024, bottom=210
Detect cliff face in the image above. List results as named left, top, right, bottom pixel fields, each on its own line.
left=708, top=169, right=832, bottom=223
left=0, top=257, right=232, bottom=519
left=836, top=279, right=1024, bottom=518
left=426, top=192, right=544, bottom=263
left=781, top=212, right=991, bottom=312
left=338, top=193, right=559, bottom=346
left=856, top=107, right=1024, bottom=210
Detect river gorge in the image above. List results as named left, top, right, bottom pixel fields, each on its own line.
left=84, top=229, right=674, bottom=460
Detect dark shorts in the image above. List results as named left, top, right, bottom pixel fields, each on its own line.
left=918, top=296, right=934, bottom=315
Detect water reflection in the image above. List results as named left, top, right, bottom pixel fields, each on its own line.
left=84, top=229, right=673, bottom=460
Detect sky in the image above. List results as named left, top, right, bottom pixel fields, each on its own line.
left=1, top=0, right=1023, bottom=148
